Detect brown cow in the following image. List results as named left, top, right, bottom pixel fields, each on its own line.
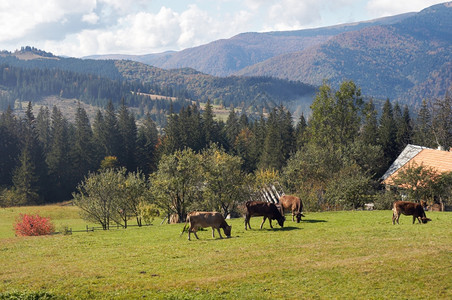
left=181, top=211, right=232, bottom=241
left=279, top=195, right=305, bottom=223
left=244, top=201, right=285, bottom=230
left=392, top=200, right=431, bottom=225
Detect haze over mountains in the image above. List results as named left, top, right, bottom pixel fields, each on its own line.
left=87, top=2, right=452, bottom=107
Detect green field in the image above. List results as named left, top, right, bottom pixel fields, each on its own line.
left=0, top=204, right=451, bottom=299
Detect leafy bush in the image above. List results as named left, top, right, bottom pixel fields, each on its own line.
left=14, top=214, right=55, bottom=236
left=374, top=190, right=399, bottom=210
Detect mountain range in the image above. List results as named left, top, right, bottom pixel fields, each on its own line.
left=87, top=2, right=452, bottom=107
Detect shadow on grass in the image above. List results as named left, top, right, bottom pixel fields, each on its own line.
left=301, top=219, right=327, bottom=223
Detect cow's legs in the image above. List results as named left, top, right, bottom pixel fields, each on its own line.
left=217, top=228, right=223, bottom=239
left=245, top=215, right=251, bottom=230
left=392, top=212, right=400, bottom=224
left=212, top=228, right=215, bottom=238
left=292, top=212, right=295, bottom=222
left=269, top=218, right=273, bottom=228
left=260, top=216, right=267, bottom=229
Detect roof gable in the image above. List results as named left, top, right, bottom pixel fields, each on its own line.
left=382, top=144, right=452, bottom=185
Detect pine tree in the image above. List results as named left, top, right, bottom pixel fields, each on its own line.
left=46, top=106, right=72, bottom=201
left=92, top=109, right=107, bottom=163
left=0, top=106, right=20, bottom=187
left=35, top=106, right=51, bottom=155
left=295, top=113, right=308, bottom=150
left=412, top=99, right=433, bottom=147
left=359, top=99, right=378, bottom=146
left=378, top=99, right=398, bottom=171
left=13, top=102, right=47, bottom=204
left=224, top=106, right=240, bottom=152
left=395, top=105, right=413, bottom=153
left=136, top=113, right=160, bottom=175
left=117, top=101, right=137, bottom=170
left=103, top=100, right=122, bottom=158
left=72, top=104, right=96, bottom=185
left=201, top=99, right=218, bottom=146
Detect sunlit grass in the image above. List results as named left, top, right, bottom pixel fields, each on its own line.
left=0, top=205, right=451, bottom=299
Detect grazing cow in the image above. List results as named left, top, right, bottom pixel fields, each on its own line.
left=279, top=195, right=305, bottom=223
left=392, top=200, right=431, bottom=225
left=181, top=211, right=232, bottom=241
left=244, top=201, right=285, bottom=230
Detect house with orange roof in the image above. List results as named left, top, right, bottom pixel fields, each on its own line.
left=381, top=144, right=452, bottom=210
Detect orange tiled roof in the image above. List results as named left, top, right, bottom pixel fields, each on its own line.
left=383, top=147, right=452, bottom=185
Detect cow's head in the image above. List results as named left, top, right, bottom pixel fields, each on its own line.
left=277, top=215, right=285, bottom=228
left=295, top=212, right=305, bottom=223
left=223, top=224, right=232, bottom=238
left=421, top=217, right=431, bottom=224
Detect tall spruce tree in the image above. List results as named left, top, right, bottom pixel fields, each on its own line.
left=136, top=113, right=160, bottom=175
left=13, top=102, right=47, bottom=204
left=35, top=106, right=52, bottom=155
left=46, top=106, right=72, bottom=201
left=412, top=99, right=433, bottom=148
left=395, top=105, right=413, bottom=153
left=72, top=104, right=96, bottom=185
left=118, top=102, right=137, bottom=170
left=378, top=99, right=398, bottom=172
left=0, top=106, right=20, bottom=187
left=359, top=99, right=378, bottom=145
left=224, top=106, right=240, bottom=152
left=295, top=113, right=308, bottom=150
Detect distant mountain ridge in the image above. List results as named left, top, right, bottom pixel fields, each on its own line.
left=237, top=2, right=452, bottom=105
left=85, top=12, right=415, bottom=77
left=85, top=2, right=452, bottom=106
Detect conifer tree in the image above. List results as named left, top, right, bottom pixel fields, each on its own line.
left=224, top=106, right=240, bottom=152
left=46, top=106, right=72, bottom=201
left=378, top=99, right=398, bottom=170
left=35, top=106, right=51, bottom=155
left=118, top=101, right=137, bottom=170
left=137, top=113, right=160, bottom=175
left=0, top=106, right=20, bottom=187
left=412, top=99, right=433, bottom=148
left=359, top=99, right=378, bottom=145
left=395, top=104, right=413, bottom=153
left=13, top=102, right=47, bottom=204
left=201, top=99, right=218, bottom=146
left=72, top=104, right=96, bottom=184
left=295, top=113, right=308, bottom=150
left=92, top=109, right=107, bottom=163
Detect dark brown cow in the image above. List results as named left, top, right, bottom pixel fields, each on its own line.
left=392, top=200, right=431, bottom=225
left=244, top=201, right=285, bottom=230
left=279, top=195, right=305, bottom=223
left=181, top=211, right=232, bottom=241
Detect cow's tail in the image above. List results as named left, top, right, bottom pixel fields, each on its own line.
left=180, top=216, right=190, bottom=236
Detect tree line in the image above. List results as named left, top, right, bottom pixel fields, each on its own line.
left=1, top=80, right=451, bottom=217
left=0, top=64, right=189, bottom=124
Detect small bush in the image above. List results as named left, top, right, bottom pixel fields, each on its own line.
left=14, top=214, right=55, bottom=236
left=374, top=190, right=399, bottom=210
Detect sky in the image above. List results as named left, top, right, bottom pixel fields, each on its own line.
left=0, top=0, right=446, bottom=57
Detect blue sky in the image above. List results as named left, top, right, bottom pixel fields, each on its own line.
left=0, top=0, right=446, bottom=57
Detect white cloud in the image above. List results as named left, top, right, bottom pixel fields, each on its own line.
left=82, top=12, right=100, bottom=24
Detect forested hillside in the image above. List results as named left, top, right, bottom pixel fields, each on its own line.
left=0, top=50, right=316, bottom=121
left=236, top=2, right=452, bottom=106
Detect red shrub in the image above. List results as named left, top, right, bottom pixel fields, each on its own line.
left=14, top=214, right=55, bottom=236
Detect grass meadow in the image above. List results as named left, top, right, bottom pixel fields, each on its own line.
left=0, top=204, right=451, bottom=299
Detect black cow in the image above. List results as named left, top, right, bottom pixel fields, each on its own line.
left=244, top=201, right=285, bottom=230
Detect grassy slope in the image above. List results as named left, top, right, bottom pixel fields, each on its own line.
left=0, top=205, right=451, bottom=299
